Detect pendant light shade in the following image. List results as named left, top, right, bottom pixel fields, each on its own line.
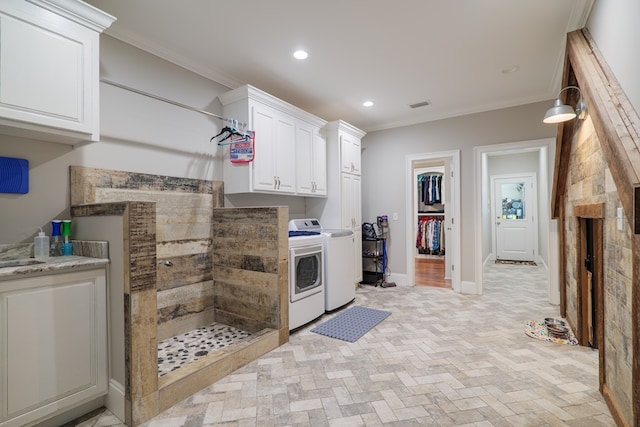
left=543, top=86, right=587, bottom=124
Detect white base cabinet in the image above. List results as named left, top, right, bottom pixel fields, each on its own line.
left=218, top=85, right=327, bottom=196
left=0, top=268, right=107, bottom=427
left=0, top=0, right=115, bottom=144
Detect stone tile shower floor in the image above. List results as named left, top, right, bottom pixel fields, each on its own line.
left=76, top=262, right=615, bottom=426
left=158, top=323, right=253, bottom=377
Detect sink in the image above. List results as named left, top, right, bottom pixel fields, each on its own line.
left=0, top=259, right=46, bottom=268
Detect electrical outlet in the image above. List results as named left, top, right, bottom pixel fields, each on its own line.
left=392, top=212, right=398, bottom=220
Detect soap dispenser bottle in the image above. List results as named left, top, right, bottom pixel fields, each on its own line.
left=34, top=228, right=50, bottom=259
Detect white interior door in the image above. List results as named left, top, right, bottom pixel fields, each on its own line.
left=492, top=175, right=536, bottom=261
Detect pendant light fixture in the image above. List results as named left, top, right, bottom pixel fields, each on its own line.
left=543, top=85, right=587, bottom=124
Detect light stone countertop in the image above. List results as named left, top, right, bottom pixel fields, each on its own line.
left=0, top=240, right=110, bottom=280
left=0, top=256, right=110, bottom=280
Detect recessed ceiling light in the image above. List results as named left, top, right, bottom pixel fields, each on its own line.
left=501, top=65, right=520, bottom=74
left=293, top=50, right=308, bottom=60
left=363, top=101, right=374, bottom=107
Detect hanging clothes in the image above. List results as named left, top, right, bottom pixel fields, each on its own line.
left=417, top=173, right=443, bottom=211
left=416, top=216, right=445, bottom=255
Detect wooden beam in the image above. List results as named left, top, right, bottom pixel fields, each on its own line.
left=574, top=203, right=605, bottom=219
left=568, top=30, right=640, bottom=225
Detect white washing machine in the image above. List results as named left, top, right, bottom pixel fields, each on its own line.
left=288, top=220, right=325, bottom=331
left=321, top=228, right=355, bottom=311
left=290, top=218, right=356, bottom=312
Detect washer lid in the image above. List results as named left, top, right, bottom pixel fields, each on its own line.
left=322, top=229, right=353, bottom=238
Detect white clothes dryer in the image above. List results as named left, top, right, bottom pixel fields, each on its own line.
left=288, top=220, right=325, bottom=331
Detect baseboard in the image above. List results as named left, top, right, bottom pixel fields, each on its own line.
left=106, top=379, right=125, bottom=423
left=602, top=383, right=630, bottom=427
left=33, top=397, right=105, bottom=427
left=460, top=280, right=478, bottom=294
left=538, top=256, right=549, bottom=270
left=386, top=272, right=408, bottom=286
left=483, top=253, right=494, bottom=267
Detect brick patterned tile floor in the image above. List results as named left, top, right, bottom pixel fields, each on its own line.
left=78, top=263, right=615, bottom=426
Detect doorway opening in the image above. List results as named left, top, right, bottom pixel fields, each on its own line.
left=574, top=204, right=605, bottom=387
left=405, top=150, right=460, bottom=291
left=474, top=138, right=557, bottom=299
left=414, top=164, right=449, bottom=288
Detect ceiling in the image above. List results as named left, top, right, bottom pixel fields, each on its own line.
left=84, top=0, right=594, bottom=133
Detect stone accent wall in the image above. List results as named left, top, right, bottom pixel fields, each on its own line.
left=563, top=117, right=633, bottom=423
left=70, top=166, right=223, bottom=340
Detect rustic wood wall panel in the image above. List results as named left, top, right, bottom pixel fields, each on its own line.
left=72, top=201, right=159, bottom=427
left=212, top=207, right=289, bottom=339
left=70, top=171, right=288, bottom=426
left=70, top=166, right=224, bottom=338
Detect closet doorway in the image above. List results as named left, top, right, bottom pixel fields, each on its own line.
left=415, top=166, right=449, bottom=287
left=405, top=150, right=460, bottom=291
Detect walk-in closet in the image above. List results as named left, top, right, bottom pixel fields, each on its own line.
left=414, top=163, right=451, bottom=288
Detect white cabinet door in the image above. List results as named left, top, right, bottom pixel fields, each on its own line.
left=341, top=173, right=361, bottom=231
left=311, top=132, right=327, bottom=195
left=251, top=105, right=278, bottom=192
left=250, top=103, right=295, bottom=193
left=352, top=174, right=361, bottom=230
left=296, top=123, right=327, bottom=196
left=0, top=269, right=107, bottom=427
left=274, top=115, right=296, bottom=193
left=340, top=173, right=362, bottom=283
left=340, top=133, right=361, bottom=175
left=295, top=125, right=314, bottom=194
left=341, top=173, right=355, bottom=230
left=0, top=1, right=114, bottom=144
left=353, top=228, right=363, bottom=283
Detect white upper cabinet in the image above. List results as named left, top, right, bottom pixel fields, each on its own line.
left=295, top=120, right=327, bottom=196
left=340, top=131, right=361, bottom=175
left=0, top=0, right=115, bottom=144
left=219, top=85, right=326, bottom=196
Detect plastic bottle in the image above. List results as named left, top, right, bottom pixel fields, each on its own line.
left=34, top=228, right=50, bottom=259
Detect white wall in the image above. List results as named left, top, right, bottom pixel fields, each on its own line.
left=361, top=102, right=556, bottom=283
left=0, top=36, right=231, bottom=243
left=587, top=0, right=640, bottom=115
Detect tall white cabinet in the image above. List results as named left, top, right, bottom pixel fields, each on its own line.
left=0, top=0, right=115, bottom=144
left=308, top=120, right=366, bottom=283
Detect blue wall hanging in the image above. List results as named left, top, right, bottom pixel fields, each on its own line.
left=0, top=156, right=29, bottom=194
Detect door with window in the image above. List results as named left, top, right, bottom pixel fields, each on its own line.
left=492, top=175, right=536, bottom=262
